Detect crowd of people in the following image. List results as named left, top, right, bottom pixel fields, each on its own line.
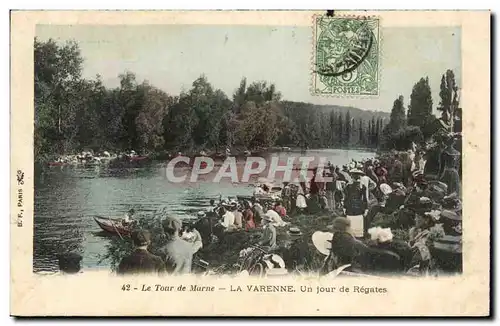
left=52, top=129, right=462, bottom=278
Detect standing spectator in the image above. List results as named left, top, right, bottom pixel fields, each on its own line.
left=158, top=216, right=194, bottom=275
left=344, top=169, right=369, bottom=238
left=118, top=230, right=165, bottom=275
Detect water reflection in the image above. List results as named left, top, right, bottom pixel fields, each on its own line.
left=33, top=149, right=374, bottom=272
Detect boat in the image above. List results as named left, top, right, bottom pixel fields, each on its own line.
left=93, top=216, right=131, bottom=237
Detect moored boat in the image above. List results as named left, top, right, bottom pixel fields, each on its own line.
left=93, top=216, right=131, bottom=237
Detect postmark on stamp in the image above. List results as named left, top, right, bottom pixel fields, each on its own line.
left=312, top=15, right=380, bottom=96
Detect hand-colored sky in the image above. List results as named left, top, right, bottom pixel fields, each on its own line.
left=36, top=24, right=461, bottom=113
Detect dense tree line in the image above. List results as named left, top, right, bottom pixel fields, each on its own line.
left=35, top=38, right=392, bottom=160
left=381, top=70, right=461, bottom=150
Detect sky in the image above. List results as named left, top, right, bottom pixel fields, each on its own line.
left=36, top=24, right=461, bottom=113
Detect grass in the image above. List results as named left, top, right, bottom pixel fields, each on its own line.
left=98, top=203, right=411, bottom=274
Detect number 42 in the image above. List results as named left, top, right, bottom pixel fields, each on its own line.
left=121, top=284, right=130, bottom=291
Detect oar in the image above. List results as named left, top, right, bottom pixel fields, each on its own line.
left=111, top=220, right=124, bottom=240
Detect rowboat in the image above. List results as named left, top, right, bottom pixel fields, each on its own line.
left=93, top=216, right=131, bottom=237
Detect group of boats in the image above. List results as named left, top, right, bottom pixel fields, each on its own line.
left=47, top=146, right=295, bottom=168
left=48, top=150, right=148, bottom=167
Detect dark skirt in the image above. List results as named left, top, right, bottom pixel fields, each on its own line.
left=440, top=168, right=461, bottom=195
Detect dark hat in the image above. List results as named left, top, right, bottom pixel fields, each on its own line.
left=128, top=208, right=136, bottom=214
left=57, top=252, right=83, bottom=274
left=131, top=229, right=151, bottom=246
left=57, top=252, right=83, bottom=263
left=329, top=232, right=359, bottom=262
left=332, top=217, right=351, bottom=233
left=162, top=216, right=182, bottom=232
left=288, top=227, right=303, bottom=237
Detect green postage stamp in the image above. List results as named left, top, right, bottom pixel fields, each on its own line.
left=312, top=15, right=380, bottom=96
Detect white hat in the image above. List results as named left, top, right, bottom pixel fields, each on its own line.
left=380, top=183, right=393, bottom=195
left=262, top=254, right=286, bottom=270
left=262, top=212, right=274, bottom=222
left=349, top=168, right=365, bottom=175
left=312, top=231, right=334, bottom=256
left=368, top=227, right=393, bottom=243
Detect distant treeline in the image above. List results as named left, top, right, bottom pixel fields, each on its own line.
left=35, top=38, right=460, bottom=160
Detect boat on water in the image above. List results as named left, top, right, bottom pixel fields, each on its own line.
left=93, top=216, right=131, bottom=237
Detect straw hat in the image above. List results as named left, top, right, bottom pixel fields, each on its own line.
left=287, top=227, right=303, bottom=238
left=349, top=168, right=365, bottom=175
left=312, top=231, right=334, bottom=256
left=380, top=183, right=393, bottom=195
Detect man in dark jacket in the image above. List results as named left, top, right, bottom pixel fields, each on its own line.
left=344, top=170, right=369, bottom=238
left=117, top=230, right=165, bottom=275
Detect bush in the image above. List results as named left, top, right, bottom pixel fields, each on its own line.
left=382, top=126, right=423, bottom=150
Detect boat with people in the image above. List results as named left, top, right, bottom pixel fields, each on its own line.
left=93, top=216, right=132, bottom=237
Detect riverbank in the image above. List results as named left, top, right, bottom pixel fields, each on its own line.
left=35, top=145, right=380, bottom=165
left=98, top=204, right=409, bottom=275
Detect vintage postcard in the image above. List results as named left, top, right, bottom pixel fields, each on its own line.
left=10, top=10, right=490, bottom=316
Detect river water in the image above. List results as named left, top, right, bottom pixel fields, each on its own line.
left=33, top=149, right=374, bottom=272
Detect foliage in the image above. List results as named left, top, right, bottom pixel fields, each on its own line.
left=35, top=38, right=391, bottom=162
left=408, top=77, right=433, bottom=131
left=437, top=69, right=461, bottom=132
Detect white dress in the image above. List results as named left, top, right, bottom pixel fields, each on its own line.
left=296, top=187, right=307, bottom=209
left=346, top=215, right=364, bottom=238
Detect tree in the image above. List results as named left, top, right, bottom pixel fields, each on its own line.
left=232, top=77, right=247, bottom=114
left=385, top=95, right=406, bottom=134
left=358, top=119, right=364, bottom=146
left=381, top=96, right=410, bottom=150
left=344, top=111, right=351, bottom=147
left=328, top=111, right=336, bottom=146
left=438, top=69, right=460, bottom=131
left=337, top=112, right=344, bottom=147
left=376, top=118, right=383, bottom=147
left=135, top=83, right=173, bottom=152
left=408, top=77, right=433, bottom=129
left=370, top=117, right=376, bottom=147
left=34, top=38, right=84, bottom=155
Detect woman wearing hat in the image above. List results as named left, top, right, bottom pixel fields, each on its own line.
left=243, top=201, right=256, bottom=230
left=430, top=210, right=462, bottom=273
left=257, top=212, right=277, bottom=250
left=438, top=135, right=461, bottom=196
left=366, top=227, right=412, bottom=273
left=363, top=183, right=393, bottom=236
left=295, top=184, right=307, bottom=212
left=283, top=227, right=308, bottom=273
left=316, top=217, right=366, bottom=275
left=408, top=210, right=445, bottom=275
left=181, top=216, right=204, bottom=254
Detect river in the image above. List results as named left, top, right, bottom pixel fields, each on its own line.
left=33, top=149, right=374, bottom=272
